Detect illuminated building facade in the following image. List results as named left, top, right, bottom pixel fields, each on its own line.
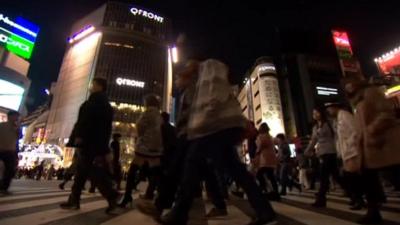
left=46, top=2, right=173, bottom=167
left=239, top=57, right=285, bottom=137
left=0, top=12, right=39, bottom=120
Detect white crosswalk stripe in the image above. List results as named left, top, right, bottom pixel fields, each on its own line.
left=0, top=185, right=399, bottom=225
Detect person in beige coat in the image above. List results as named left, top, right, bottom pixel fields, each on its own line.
left=344, top=77, right=400, bottom=224
left=253, top=123, right=279, bottom=199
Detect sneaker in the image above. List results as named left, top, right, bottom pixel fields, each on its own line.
left=206, top=207, right=228, bottom=218
left=247, top=216, right=277, bottom=225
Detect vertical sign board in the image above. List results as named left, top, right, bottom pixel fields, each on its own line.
left=257, top=64, right=285, bottom=136
left=0, top=13, right=39, bottom=59
left=332, top=30, right=360, bottom=76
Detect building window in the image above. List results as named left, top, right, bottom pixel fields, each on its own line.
left=254, top=90, right=259, bottom=97
left=253, top=77, right=258, bottom=84
left=257, top=119, right=262, bottom=125
left=255, top=104, right=261, bottom=111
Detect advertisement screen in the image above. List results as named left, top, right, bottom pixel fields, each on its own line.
left=0, top=79, right=25, bottom=111
left=0, top=13, right=39, bottom=59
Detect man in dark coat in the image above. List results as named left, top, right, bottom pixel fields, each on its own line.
left=60, top=78, right=119, bottom=214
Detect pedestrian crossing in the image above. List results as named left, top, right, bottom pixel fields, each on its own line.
left=0, top=184, right=399, bottom=225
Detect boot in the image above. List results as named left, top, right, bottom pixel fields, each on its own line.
left=311, top=195, right=326, bottom=208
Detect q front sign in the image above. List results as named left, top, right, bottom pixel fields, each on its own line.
left=0, top=13, right=39, bottom=59
left=130, top=7, right=164, bottom=23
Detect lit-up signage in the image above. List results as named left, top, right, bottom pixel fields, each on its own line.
left=116, top=77, right=145, bottom=88
left=385, top=85, right=400, bottom=97
left=130, top=8, right=164, bottom=23
left=259, top=65, right=276, bottom=73
left=316, top=86, right=338, bottom=96
left=68, top=25, right=95, bottom=44
left=332, top=30, right=359, bottom=75
left=374, top=46, right=400, bottom=76
left=0, top=79, right=25, bottom=111
left=0, top=13, right=39, bottom=59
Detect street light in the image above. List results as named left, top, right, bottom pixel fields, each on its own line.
left=172, top=46, right=178, bottom=63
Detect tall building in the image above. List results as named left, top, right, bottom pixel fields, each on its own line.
left=46, top=2, right=173, bottom=166
left=239, top=57, right=285, bottom=137
left=0, top=12, right=39, bottom=121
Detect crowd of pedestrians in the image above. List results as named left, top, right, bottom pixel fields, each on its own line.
left=0, top=58, right=399, bottom=225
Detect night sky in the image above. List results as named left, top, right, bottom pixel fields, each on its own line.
left=4, top=0, right=400, bottom=111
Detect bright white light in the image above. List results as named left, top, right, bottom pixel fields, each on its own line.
left=0, top=79, right=25, bottom=111
left=171, top=47, right=178, bottom=63
left=45, top=89, right=50, bottom=95
left=116, top=77, right=145, bottom=88
left=68, top=25, right=95, bottom=44
left=374, top=58, right=378, bottom=62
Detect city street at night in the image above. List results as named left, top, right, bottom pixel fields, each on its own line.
left=0, top=180, right=399, bottom=225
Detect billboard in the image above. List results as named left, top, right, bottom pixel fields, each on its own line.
left=0, top=13, right=39, bottom=59
left=375, top=46, right=400, bottom=76
left=332, top=30, right=360, bottom=75
left=0, top=79, right=25, bottom=111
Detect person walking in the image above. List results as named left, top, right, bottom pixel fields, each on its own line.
left=253, top=123, right=280, bottom=200
left=36, top=161, right=45, bottom=181
left=326, top=102, right=365, bottom=210
left=119, top=94, right=163, bottom=207
left=0, top=111, right=21, bottom=194
left=160, top=59, right=276, bottom=225
left=276, top=133, right=301, bottom=195
left=306, top=107, right=340, bottom=208
left=110, top=133, right=122, bottom=190
left=344, top=77, right=400, bottom=224
left=59, top=77, right=119, bottom=213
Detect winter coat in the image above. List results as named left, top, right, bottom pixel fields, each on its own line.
left=254, top=133, right=278, bottom=169
left=135, top=106, right=163, bottom=157
left=306, top=123, right=337, bottom=157
left=336, top=110, right=360, bottom=172
left=70, top=92, right=113, bottom=157
left=176, top=81, right=196, bottom=138
left=187, top=59, right=246, bottom=140
left=354, top=86, right=400, bottom=169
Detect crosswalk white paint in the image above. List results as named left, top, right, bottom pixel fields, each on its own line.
left=271, top=201, right=358, bottom=225
left=0, top=191, right=69, bottom=202
left=205, top=202, right=250, bottom=225
left=0, top=200, right=108, bottom=225
left=283, top=194, right=400, bottom=223
left=0, top=193, right=101, bottom=212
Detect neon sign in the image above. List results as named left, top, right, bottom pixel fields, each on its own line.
left=68, top=25, right=95, bottom=44
left=0, top=13, right=39, bottom=59
left=316, top=86, right=338, bottom=96
left=116, top=78, right=145, bottom=88
left=130, top=8, right=164, bottom=23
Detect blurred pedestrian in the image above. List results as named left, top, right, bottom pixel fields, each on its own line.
left=276, top=133, right=301, bottom=195
left=0, top=110, right=20, bottom=194
left=253, top=123, right=280, bottom=200
left=326, top=102, right=365, bottom=210
left=160, top=59, right=276, bottom=225
left=119, top=94, right=163, bottom=207
left=306, top=107, right=340, bottom=208
left=344, top=77, right=400, bottom=224
left=59, top=77, right=119, bottom=214
left=110, top=133, right=122, bottom=190
left=36, top=161, right=45, bottom=181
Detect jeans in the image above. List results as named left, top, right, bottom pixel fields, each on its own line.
left=256, top=167, right=279, bottom=194
left=0, top=151, right=17, bottom=191
left=68, top=151, right=118, bottom=205
left=279, top=163, right=290, bottom=193
left=317, top=154, right=340, bottom=199
left=172, top=128, right=275, bottom=220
